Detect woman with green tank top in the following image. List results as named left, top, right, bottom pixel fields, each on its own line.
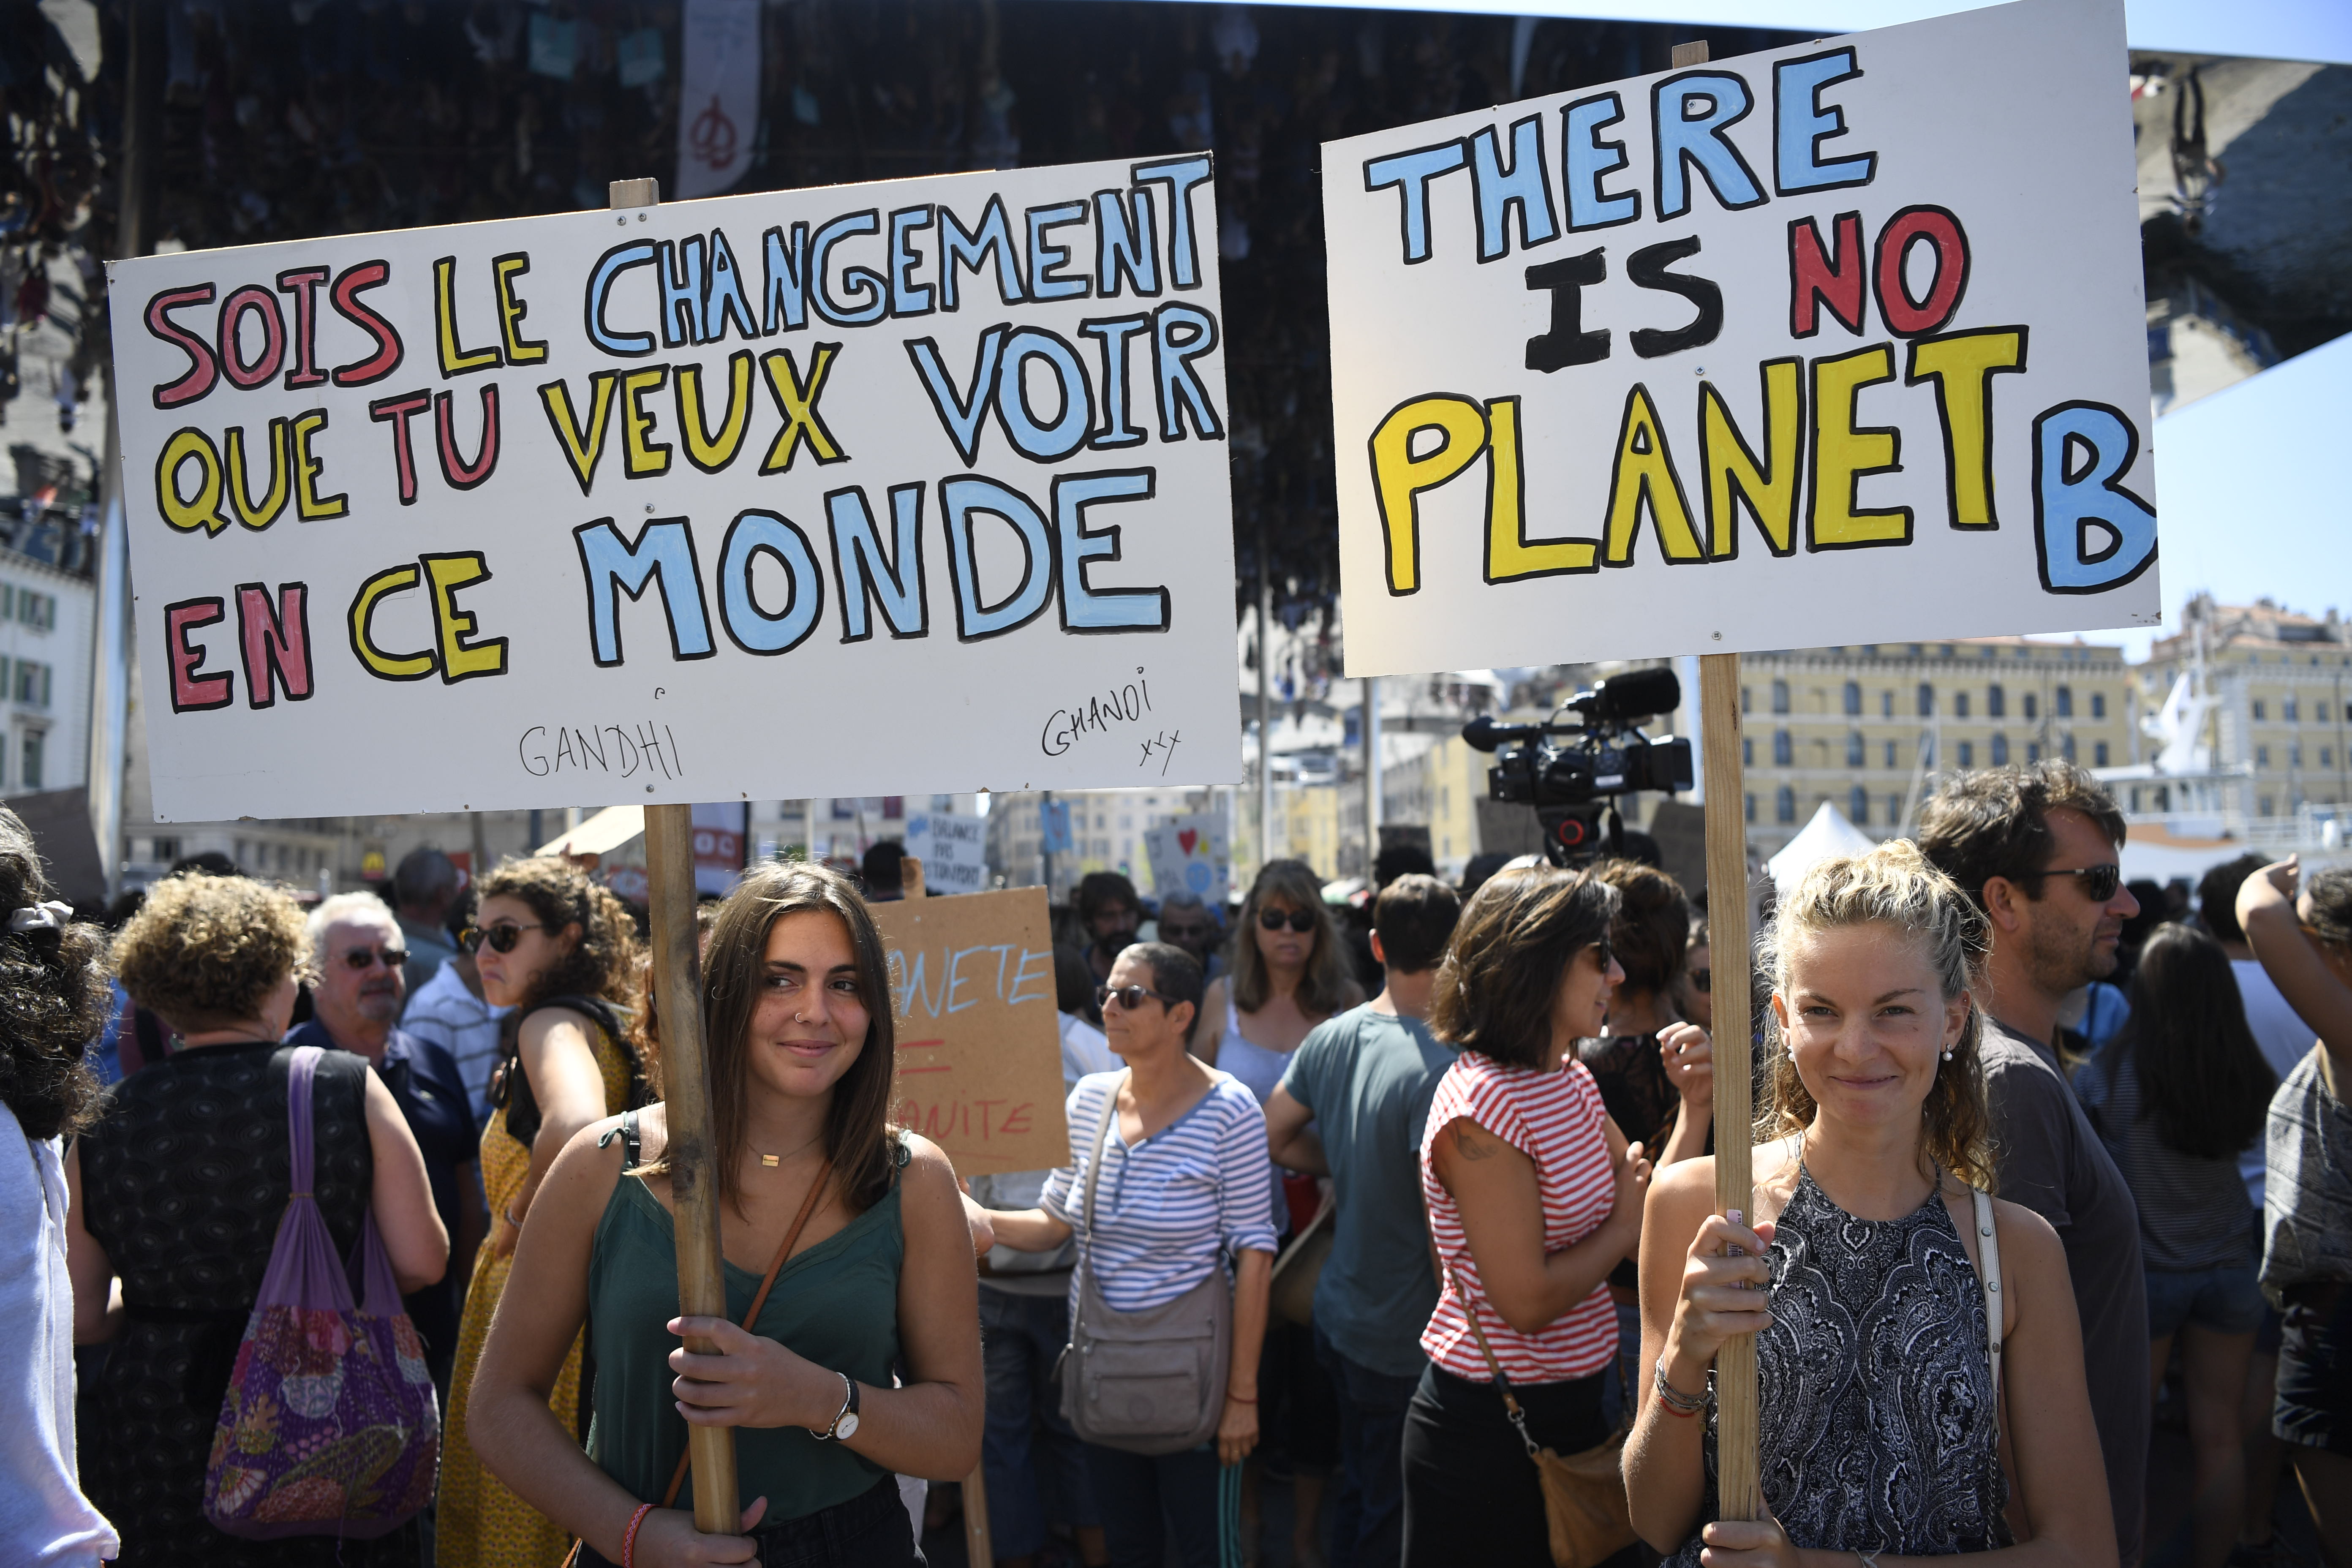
left=464, top=863, right=983, bottom=1567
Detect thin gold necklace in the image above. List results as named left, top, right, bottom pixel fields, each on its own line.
left=749, top=1131, right=824, bottom=1169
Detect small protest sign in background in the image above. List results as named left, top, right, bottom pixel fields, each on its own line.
left=873, top=884, right=1068, bottom=1176
left=109, top=155, right=1239, bottom=822
left=1323, top=0, right=2155, bottom=676
left=905, top=811, right=989, bottom=895
left=1143, top=812, right=1229, bottom=906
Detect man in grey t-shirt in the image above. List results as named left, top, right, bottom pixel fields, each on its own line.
left=1923, top=762, right=2149, bottom=1568
left=1266, top=874, right=1460, bottom=1568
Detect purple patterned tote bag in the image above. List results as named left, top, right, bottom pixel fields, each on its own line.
left=201, top=1045, right=441, bottom=1538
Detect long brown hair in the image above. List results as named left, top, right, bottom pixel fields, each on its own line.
left=1229, top=858, right=1356, bottom=1017
left=698, top=863, right=899, bottom=1214
left=476, top=856, right=642, bottom=1010
left=1429, top=864, right=1619, bottom=1071
left=1758, top=840, right=1996, bottom=1191
left=2111, top=924, right=2276, bottom=1159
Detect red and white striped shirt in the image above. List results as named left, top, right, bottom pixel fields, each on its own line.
left=1419, top=1051, right=1620, bottom=1384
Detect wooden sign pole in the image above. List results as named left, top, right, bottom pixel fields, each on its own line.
left=1670, top=42, right=1758, bottom=1527
left=611, top=174, right=739, bottom=1538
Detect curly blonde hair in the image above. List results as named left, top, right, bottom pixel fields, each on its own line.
left=475, top=857, right=642, bottom=1011
left=113, top=874, right=308, bottom=1034
left=1758, top=840, right=1996, bottom=1191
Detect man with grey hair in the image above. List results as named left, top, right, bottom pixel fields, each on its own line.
left=1154, top=889, right=1226, bottom=982
left=390, top=846, right=463, bottom=1004
left=287, top=893, right=482, bottom=1388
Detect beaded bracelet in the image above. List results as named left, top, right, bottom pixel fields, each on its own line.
left=621, top=1502, right=655, bottom=1568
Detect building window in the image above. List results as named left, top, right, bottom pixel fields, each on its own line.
left=2091, top=692, right=2107, bottom=719
left=2026, top=742, right=2040, bottom=763
left=1991, top=734, right=2009, bottom=765
left=1843, top=681, right=1862, bottom=716
left=2253, top=700, right=2268, bottom=721
left=1955, top=691, right=1971, bottom=718
left=1846, top=732, right=1865, bottom=767
left=2261, top=796, right=2276, bottom=817
left=1957, top=740, right=1974, bottom=768
left=1772, top=679, right=1790, bottom=714
left=2325, top=748, right=2336, bottom=769
left=1849, top=786, right=1869, bottom=824
left=1743, top=737, right=1754, bottom=766
left=1883, top=741, right=1897, bottom=769
left=2286, top=696, right=2300, bottom=722
left=2062, top=734, right=2077, bottom=762
left=1741, top=686, right=1752, bottom=713
left=1776, top=786, right=1797, bottom=824
left=1887, top=794, right=1903, bottom=823
left=1773, top=730, right=1793, bottom=766
left=2055, top=686, right=2073, bottom=718
left=20, top=732, right=41, bottom=792
left=1916, top=683, right=1935, bottom=717
left=2023, top=693, right=2039, bottom=720
left=2259, top=746, right=2271, bottom=768
left=2292, top=746, right=2304, bottom=768
left=1987, top=683, right=2005, bottom=718
left=1745, top=792, right=1757, bottom=823
left=11, top=661, right=49, bottom=708
left=2095, top=741, right=2110, bottom=767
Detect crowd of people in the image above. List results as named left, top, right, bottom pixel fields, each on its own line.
left=0, top=756, right=2348, bottom=1568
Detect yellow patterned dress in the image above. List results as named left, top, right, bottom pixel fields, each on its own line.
left=437, top=1011, right=633, bottom=1568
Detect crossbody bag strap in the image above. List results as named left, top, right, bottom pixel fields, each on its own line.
left=656, top=1154, right=838, bottom=1510
left=1446, top=1263, right=1542, bottom=1459
left=1068, top=1071, right=1127, bottom=1341
left=1972, top=1186, right=2003, bottom=1405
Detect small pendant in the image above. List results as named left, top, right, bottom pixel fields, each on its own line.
left=761, top=1154, right=780, bottom=1168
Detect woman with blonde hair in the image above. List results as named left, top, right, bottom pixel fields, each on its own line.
left=468, top=862, right=980, bottom=1566
left=69, top=873, right=445, bottom=1566
left=1626, top=842, right=2115, bottom=1568
left=438, top=858, right=645, bottom=1568
left=1192, top=859, right=1360, bottom=1561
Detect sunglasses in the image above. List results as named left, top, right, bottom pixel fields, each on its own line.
left=2035, top=864, right=2122, bottom=902
left=1097, top=983, right=1179, bottom=1011
left=1589, top=938, right=1615, bottom=973
left=1687, top=967, right=1711, bottom=995
left=460, top=920, right=558, bottom=955
left=1258, top=907, right=1318, bottom=933
left=336, top=945, right=408, bottom=972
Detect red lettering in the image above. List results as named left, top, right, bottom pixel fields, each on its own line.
left=1873, top=205, right=1970, bottom=338
left=146, top=285, right=219, bottom=408
left=1787, top=211, right=1865, bottom=339
left=164, top=597, right=232, bottom=712
left=329, top=261, right=405, bottom=387
left=369, top=390, right=432, bottom=505
left=236, top=583, right=313, bottom=710
left=1000, top=1104, right=1032, bottom=1137
left=216, top=286, right=286, bottom=390
left=436, top=386, right=501, bottom=490
left=276, top=267, right=330, bottom=388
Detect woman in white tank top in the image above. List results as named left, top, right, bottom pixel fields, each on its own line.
left=1190, top=859, right=1362, bottom=1568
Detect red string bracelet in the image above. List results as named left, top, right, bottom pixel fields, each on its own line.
left=1655, top=1397, right=1699, bottom=1419
left=621, top=1502, right=655, bottom=1568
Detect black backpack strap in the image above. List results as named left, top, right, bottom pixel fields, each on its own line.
left=594, top=1108, right=644, bottom=1172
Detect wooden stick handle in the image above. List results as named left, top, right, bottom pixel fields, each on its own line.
left=1698, top=651, right=1759, bottom=1522
left=643, top=802, right=738, bottom=1533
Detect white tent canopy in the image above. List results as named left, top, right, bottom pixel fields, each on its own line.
left=1767, top=803, right=1879, bottom=893
left=534, top=805, right=644, bottom=858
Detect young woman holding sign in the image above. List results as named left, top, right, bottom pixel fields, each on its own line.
left=468, top=862, right=983, bottom=1568
left=441, top=858, right=646, bottom=1568
left=1624, top=843, right=2115, bottom=1568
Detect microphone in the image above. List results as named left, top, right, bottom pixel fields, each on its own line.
left=1590, top=665, right=1682, bottom=722
left=1462, top=715, right=1507, bottom=753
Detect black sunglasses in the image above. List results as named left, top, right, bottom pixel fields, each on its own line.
left=1097, top=983, right=1179, bottom=1012
left=2034, top=864, right=2123, bottom=902
left=1258, top=907, right=1318, bottom=933
left=1589, top=938, right=1615, bottom=973
left=460, top=920, right=558, bottom=955
left=337, top=945, right=408, bottom=972
left=1687, top=967, right=1711, bottom=995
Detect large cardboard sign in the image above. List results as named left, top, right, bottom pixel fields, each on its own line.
left=109, top=156, right=1239, bottom=822
left=1323, top=0, right=2156, bottom=675
left=875, top=885, right=1068, bottom=1175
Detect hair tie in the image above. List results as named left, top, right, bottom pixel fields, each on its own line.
left=7, top=900, right=70, bottom=936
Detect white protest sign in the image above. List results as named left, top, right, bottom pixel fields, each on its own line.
left=905, top=811, right=989, bottom=894
left=1323, top=0, right=2155, bottom=675
left=1143, top=812, right=1229, bottom=905
left=109, top=155, right=1239, bottom=822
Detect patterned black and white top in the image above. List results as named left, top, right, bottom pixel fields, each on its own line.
left=2263, top=1048, right=2352, bottom=1295
left=1667, top=1165, right=2010, bottom=1565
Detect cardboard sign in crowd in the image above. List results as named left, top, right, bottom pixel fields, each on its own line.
left=1323, top=0, right=2156, bottom=675
left=109, top=155, right=1240, bottom=824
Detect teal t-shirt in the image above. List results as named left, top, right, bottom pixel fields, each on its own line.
left=1277, top=1004, right=1454, bottom=1379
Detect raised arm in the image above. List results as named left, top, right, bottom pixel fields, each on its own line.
left=1429, top=1112, right=1650, bottom=1335
left=1654, top=1024, right=1715, bottom=1166
left=2240, top=856, right=2352, bottom=1068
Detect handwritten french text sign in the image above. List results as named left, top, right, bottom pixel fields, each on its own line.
left=109, top=156, right=1240, bottom=821
left=905, top=811, right=989, bottom=895
left=1324, top=0, right=2154, bottom=675
left=875, top=885, right=1068, bottom=1175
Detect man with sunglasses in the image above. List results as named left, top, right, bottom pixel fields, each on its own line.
left=287, top=893, right=486, bottom=1397
left=1922, top=762, right=2149, bottom=1568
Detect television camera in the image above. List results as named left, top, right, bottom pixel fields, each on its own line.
left=1462, top=666, right=1694, bottom=867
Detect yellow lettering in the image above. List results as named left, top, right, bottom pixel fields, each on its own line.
left=156, top=427, right=228, bottom=535
left=225, top=420, right=292, bottom=531
left=537, top=372, right=620, bottom=496
left=1367, top=395, right=1487, bottom=595
left=1483, top=397, right=1597, bottom=582
left=1906, top=328, right=2026, bottom=530
left=493, top=253, right=548, bottom=365
left=433, top=256, right=502, bottom=378
left=1602, top=385, right=1703, bottom=566
left=291, top=410, right=347, bottom=520
left=1699, top=359, right=1802, bottom=559
left=758, top=344, right=847, bottom=473
left=621, top=366, right=672, bottom=479
left=348, top=565, right=435, bottom=681
left=421, top=551, right=509, bottom=683
left=676, top=351, right=754, bottom=474
left=1809, top=344, right=1911, bottom=549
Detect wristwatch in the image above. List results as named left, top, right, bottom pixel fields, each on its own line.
left=810, top=1373, right=860, bottom=1441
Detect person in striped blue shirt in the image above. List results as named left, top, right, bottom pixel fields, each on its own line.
left=983, top=942, right=1279, bottom=1568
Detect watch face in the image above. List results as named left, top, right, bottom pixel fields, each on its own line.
left=835, top=1410, right=860, bottom=1440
